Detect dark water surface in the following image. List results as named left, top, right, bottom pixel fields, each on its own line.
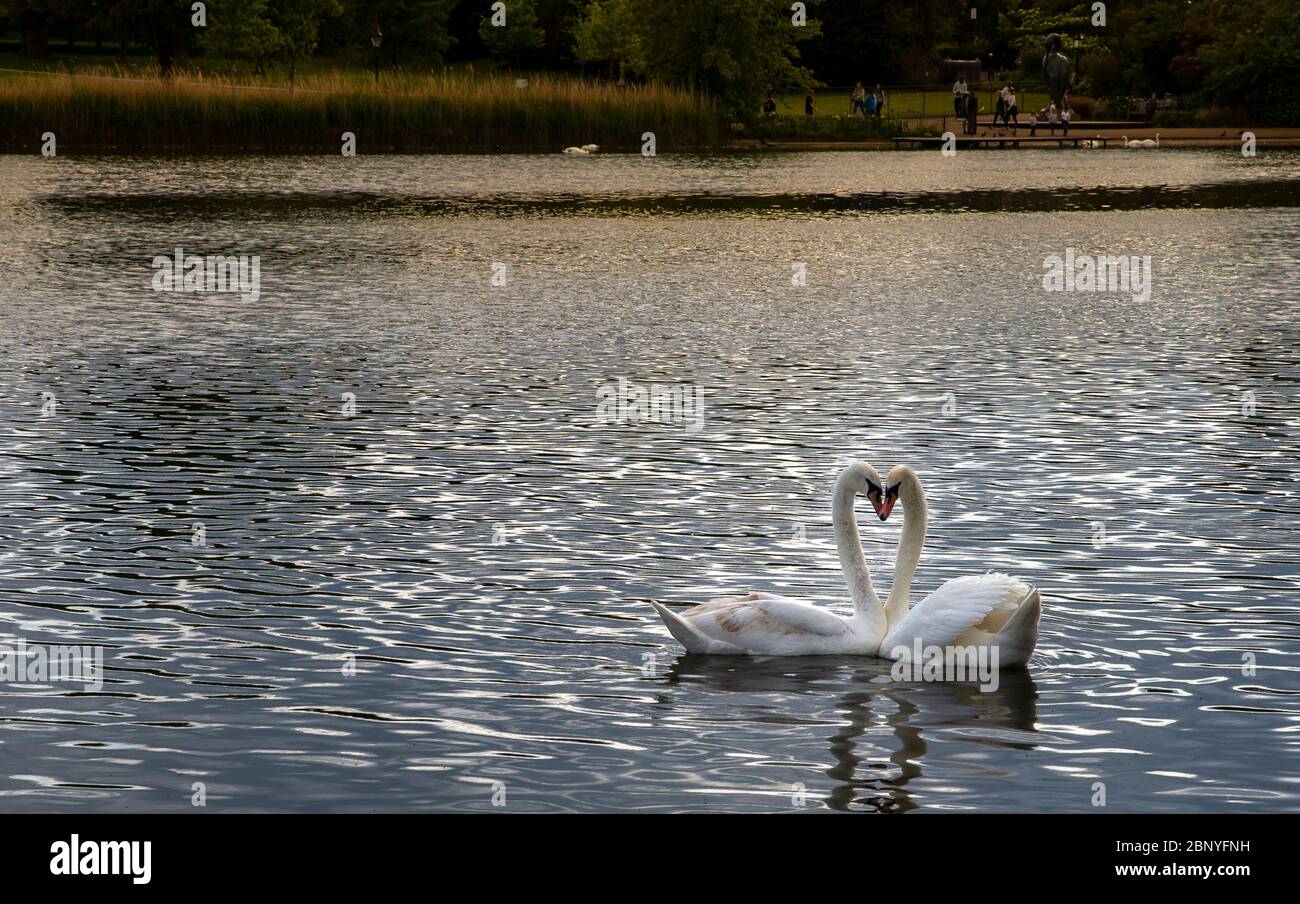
left=0, top=151, right=1298, bottom=812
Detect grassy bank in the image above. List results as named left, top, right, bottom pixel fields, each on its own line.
left=0, top=68, right=722, bottom=152
left=750, top=114, right=928, bottom=140
left=774, top=88, right=1056, bottom=120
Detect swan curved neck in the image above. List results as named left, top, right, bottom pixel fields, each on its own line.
left=885, top=476, right=926, bottom=627
left=831, top=477, right=880, bottom=618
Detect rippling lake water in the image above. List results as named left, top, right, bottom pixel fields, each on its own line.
left=0, top=150, right=1298, bottom=813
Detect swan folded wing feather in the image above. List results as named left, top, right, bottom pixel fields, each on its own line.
left=686, top=592, right=849, bottom=639
left=883, top=573, right=1030, bottom=653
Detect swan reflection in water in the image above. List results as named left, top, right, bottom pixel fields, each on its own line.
left=652, top=655, right=1039, bottom=812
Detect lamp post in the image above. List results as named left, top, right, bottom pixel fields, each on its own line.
left=371, top=26, right=383, bottom=85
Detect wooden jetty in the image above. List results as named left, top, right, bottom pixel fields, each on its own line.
left=893, top=134, right=1112, bottom=150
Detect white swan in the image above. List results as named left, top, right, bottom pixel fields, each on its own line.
left=877, top=466, right=1041, bottom=668
left=562, top=146, right=589, bottom=156
left=581, top=143, right=599, bottom=153
left=1122, top=134, right=1159, bottom=149
left=650, top=463, right=890, bottom=655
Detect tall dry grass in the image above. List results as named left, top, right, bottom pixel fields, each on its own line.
left=0, top=67, right=722, bottom=152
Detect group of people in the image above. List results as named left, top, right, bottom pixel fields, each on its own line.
left=1026, top=103, right=1072, bottom=136
left=952, top=77, right=1077, bottom=136
left=1144, top=92, right=1176, bottom=117
left=991, top=84, right=1019, bottom=127
left=954, top=79, right=1021, bottom=128
left=849, top=82, right=885, bottom=118
left=760, top=84, right=885, bottom=119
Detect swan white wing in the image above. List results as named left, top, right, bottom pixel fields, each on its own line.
left=882, top=573, right=1030, bottom=654
left=686, top=592, right=850, bottom=640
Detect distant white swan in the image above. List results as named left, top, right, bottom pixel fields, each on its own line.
left=650, top=463, right=890, bottom=655
left=876, top=466, right=1041, bottom=668
left=562, top=146, right=589, bottom=156
left=1122, top=134, right=1160, bottom=149
left=581, top=143, right=599, bottom=153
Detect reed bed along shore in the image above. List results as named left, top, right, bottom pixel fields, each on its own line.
left=0, top=67, right=722, bottom=152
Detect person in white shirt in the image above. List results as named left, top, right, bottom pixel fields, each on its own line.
left=1061, top=106, right=1071, bottom=135
left=1006, top=87, right=1018, bottom=130
left=953, top=78, right=968, bottom=116
left=1047, top=103, right=1060, bottom=135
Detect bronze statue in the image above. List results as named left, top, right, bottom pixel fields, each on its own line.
left=1042, top=34, right=1072, bottom=110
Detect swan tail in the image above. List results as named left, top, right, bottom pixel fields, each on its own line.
left=992, top=586, right=1041, bottom=669
left=650, top=601, right=731, bottom=654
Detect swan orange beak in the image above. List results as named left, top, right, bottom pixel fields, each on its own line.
left=878, top=484, right=901, bottom=520
left=866, top=489, right=886, bottom=519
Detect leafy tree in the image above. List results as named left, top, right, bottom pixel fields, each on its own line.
left=799, top=0, right=891, bottom=86
left=633, top=0, right=820, bottom=121
left=1, top=0, right=56, bottom=55
left=573, top=0, right=642, bottom=81
left=1196, top=0, right=1300, bottom=123
left=878, top=0, right=962, bottom=81
left=998, top=3, right=1090, bottom=82
left=342, top=0, right=457, bottom=67
left=535, top=0, right=579, bottom=64
left=205, top=0, right=281, bottom=73
left=479, top=0, right=545, bottom=68
left=71, top=1, right=197, bottom=76
left=1108, top=0, right=1190, bottom=96
left=271, top=0, right=344, bottom=84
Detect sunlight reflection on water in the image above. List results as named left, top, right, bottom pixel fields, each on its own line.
left=0, top=150, right=1297, bottom=812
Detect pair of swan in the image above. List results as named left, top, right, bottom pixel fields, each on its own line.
left=650, top=463, right=1041, bottom=667
left=562, top=144, right=599, bottom=156
left=1122, top=134, right=1160, bottom=148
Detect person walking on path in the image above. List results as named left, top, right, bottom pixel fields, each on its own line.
left=851, top=82, right=866, bottom=116
left=805, top=87, right=816, bottom=117
left=953, top=77, right=968, bottom=116
left=1006, top=86, right=1019, bottom=131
